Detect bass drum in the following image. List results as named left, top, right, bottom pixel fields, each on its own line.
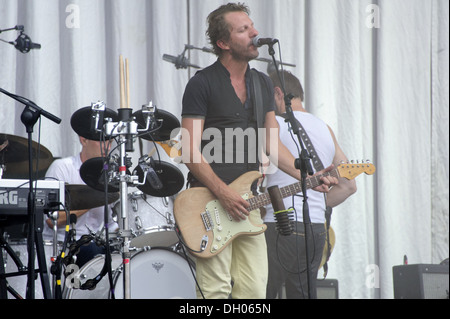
left=63, top=249, right=196, bottom=299
left=114, top=249, right=196, bottom=299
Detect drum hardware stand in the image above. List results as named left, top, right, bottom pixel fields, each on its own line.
left=0, top=231, right=27, bottom=299
left=102, top=103, right=156, bottom=299
left=48, top=211, right=59, bottom=295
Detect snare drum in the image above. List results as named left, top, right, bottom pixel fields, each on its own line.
left=114, top=191, right=178, bottom=248
left=63, top=248, right=196, bottom=299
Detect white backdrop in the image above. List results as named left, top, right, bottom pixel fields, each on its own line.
left=0, top=0, right=448, bottom=299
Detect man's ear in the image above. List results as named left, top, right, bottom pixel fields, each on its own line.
left=274, top=86, right=284, bottom=99
left=217, top=39, right=229, bottom=51
left=79, top=136, right=87, bottom=146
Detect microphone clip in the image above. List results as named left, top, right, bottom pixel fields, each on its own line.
left=14, top=31, right=41, bottom=53
left=90, top=101, right=106, bottom=133
left=274, top=208, right=294, bottom=236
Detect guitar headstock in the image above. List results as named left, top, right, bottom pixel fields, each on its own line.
left=337, top=160, right=376, bottom=180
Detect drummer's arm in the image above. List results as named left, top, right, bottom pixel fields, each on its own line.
left=45, top=209, right=89, bottom=228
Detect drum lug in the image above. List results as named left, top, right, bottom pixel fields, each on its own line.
left=118, top=229, right=134, bottom=238
left=135, top=216, right=143, bottom=230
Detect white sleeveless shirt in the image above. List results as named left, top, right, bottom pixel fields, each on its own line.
left=264, top=111, right=335, bottom=224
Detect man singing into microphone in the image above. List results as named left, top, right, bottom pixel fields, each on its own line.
left=181, top=3, right=338, bottom=299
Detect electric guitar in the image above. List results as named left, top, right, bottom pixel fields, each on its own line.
left=174, top=161, right=375, bottom=258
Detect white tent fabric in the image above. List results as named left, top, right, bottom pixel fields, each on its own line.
left=0, top=0, right=448, bottom=299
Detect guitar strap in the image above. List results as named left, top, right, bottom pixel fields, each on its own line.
left=279, top=113, right=333, bottom=278
left=250, top=69, right=264, bottom=131
left=250, top=69, right=266, bottom=176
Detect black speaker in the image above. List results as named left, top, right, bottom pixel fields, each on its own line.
left=317, top=279, right=339, bottom=299
left=393, top=264, right=449, bottom=299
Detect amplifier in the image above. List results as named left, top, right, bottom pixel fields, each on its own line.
left=0, top=179, right=64, bottom=217
left=317, top=279, right=339, bottom=299
left=393, top=264, right=449, bottom=299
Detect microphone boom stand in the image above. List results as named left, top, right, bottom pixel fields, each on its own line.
left=1, top=87, right=61, bottom=299
left=266, top=44, right=314, bottom=299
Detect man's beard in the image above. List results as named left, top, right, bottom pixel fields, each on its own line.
left=230, top=44, right=259, bottom=62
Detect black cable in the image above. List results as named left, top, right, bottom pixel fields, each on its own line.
left=178, top=241, right=204, bottom=299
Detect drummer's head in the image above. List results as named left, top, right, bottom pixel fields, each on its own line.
left=79, top=136, right=111, bottom=162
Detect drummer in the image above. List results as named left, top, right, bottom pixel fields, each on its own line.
left=43, top=136, right=117, bottom=267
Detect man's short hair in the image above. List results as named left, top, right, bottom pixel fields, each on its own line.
left=269, top=70, right=304, bottom=102
left=206, top=3, right=250, bottom=56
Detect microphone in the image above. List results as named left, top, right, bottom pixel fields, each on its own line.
left=12, top=32, right=41, bottom=53
left=267, top=185, right=294, bottom=236
left=252, top=36, right=279, bottom=47
left=162, top=54, right=200, bottom=69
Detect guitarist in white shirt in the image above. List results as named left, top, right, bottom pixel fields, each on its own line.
left=263, top=71, right=357, bottom=299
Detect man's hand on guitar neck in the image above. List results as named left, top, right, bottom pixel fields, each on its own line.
left=311, top=164, right=339, bottom=193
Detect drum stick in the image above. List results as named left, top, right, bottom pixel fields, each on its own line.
left=126, top=58, right=130, bottom=108
left=119, top=55, right=125, bottom=109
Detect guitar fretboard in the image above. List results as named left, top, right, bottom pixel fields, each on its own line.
left=247, top=169, right=339, bottom=211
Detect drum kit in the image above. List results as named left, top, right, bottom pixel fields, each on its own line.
left=0, top=56, right=195, bottom=299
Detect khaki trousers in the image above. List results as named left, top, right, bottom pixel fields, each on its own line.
left=194, top=210, right=268, bottom=299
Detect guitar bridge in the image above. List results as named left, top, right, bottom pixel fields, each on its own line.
left=201, top=210, right=213, bottom=231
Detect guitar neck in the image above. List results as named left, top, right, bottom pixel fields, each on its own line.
left=247, top=168, right=339, bottom=211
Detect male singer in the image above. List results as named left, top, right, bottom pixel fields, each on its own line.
left=181, top=3, right=338, bottom=299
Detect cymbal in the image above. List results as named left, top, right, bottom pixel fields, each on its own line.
left=79, top=157, right=124, bottom=193
left=65, top=184, right=119, bottom=210
left=0, top=133, right=54, bottom=179
left=71, top=106, right=119, bottom=141
left=133, top=109, right=180, bottom=142
left=133, top=160, right=184, bottom=197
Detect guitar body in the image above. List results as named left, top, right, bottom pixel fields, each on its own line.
left=174, top=171, right=266, bottom=258
left=174, top=161, right=375, bottom=259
